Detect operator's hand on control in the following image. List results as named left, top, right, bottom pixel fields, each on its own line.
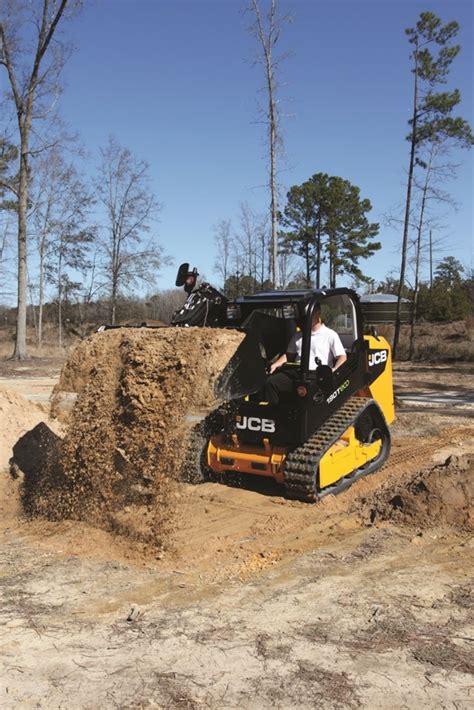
left=331, top=353, right=347, bottom=372
left=269, top=353, right=288, bottom=374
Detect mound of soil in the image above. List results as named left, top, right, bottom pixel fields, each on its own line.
left=0, top=386, right=63, bottom=522
left=364, top=453, right=473, bottom=531
left=0, top=386, right=57, bottom=472
left=28, top=327, right=244, bottom=549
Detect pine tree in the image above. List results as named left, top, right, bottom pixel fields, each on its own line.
left=280, top=173, right=380, bottom=288
left=393, top=12, right=474, bottom=358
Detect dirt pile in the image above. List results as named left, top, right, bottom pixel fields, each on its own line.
left=364, top=453, right=473, bottom=531
left=0, top=386, right=58, bottom=472
left=29, top=327, right=244, bottom=549
left=0, top=386, right=62, bottom=522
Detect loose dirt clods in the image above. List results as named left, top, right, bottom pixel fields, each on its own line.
left=26, top=327, right=243, bottom=549
left=363, top=452, right=473, bottom=531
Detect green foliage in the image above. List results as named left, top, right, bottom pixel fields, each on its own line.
left=434, top=256, right=464, bottom=288
left=286, top=272, right=312, bottom=290
left=380, top=256, right=472, bottom=324
left=223, top=273, right=267, bottom=298
left=280, top=173, right=380, bottom=288
left=411, top=257, right=471, bottom=322
left=406, top=12, right=474, bottom=151
left=376, top=276, right=407, bottom=298
left=418, top=281, right=470, bottom=322
left=279, top=173, right=331, bottom=286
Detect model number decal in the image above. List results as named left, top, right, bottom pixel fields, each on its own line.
left=236, top=416, right=276, bottom=433
left=326, top=379, right=350, bottom=404
left=368, top=350, right=388, bottom=367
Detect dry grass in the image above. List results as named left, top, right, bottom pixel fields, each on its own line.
left=0, top=324, right=80, bottom=359
left=375, top=320, right=473, bottom=362
left=0, top=342, right=73, bottom=358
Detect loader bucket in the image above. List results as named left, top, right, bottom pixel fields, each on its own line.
left=214, top=332, right=267, bottom=401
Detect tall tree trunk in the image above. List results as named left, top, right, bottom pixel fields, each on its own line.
left=111, top=273, right=118, bottom=325
left=408, top=148, right=432, bottom=360
left=1, top=0, right=71, bottom=359
left=38, top=241, right=45, bottom=353
left=305, top=241, right=310, bottom=287
left=328, top=237, right=336, bottom=288
left=429, top=229, right=433, bottom=290
left=110, top=231, right=118, bottom=324
left=408, top=196, right=425, bottom=360
left=394, top=43, right=419, bottom=360
left=316, top=216, right=322, bottom=288
left=269, top=96, right=278, bottom=287
left=13, top=134, right=29, bottom=359
left=250, top=0, right=283, bottom=288
left=58, top=248, right=63, bottom=349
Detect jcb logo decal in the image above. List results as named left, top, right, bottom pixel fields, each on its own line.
left=368, top=350, right=388, bottom=367
left=236, top=416, right=276, bottom=433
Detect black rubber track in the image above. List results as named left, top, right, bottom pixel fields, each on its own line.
left=284, top=396, right=391, bottom=502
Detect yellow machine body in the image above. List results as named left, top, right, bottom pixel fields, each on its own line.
left=363, top=334, right=395, bottom=426
left=208, top=424, right=383, bottom=490
left=207, top=334, right=394, bottom=494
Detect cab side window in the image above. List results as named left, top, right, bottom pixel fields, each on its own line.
left=321, top=295, right=357, bottom=353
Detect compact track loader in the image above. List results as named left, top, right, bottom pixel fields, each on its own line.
left=175, top=266, right=395, bottom=502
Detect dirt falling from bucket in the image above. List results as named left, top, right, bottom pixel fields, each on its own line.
left=30, top=327, right=244, bottom=549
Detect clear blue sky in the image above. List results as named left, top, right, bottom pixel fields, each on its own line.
left=59, top=0, right=473, bottom=291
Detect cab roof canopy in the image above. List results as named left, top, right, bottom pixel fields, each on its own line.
left=232, top=287, right=360, bottom=308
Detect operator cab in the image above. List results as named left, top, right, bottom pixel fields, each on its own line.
left=224, top=288, right=362, bottom=385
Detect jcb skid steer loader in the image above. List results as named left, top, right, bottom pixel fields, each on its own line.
left=176, top=270, right=394, bottom=502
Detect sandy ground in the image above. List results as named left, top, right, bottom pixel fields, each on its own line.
left=0, top=358, right=473, bottom=708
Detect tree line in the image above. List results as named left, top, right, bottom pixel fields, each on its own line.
left=0, top=2, right=472, bottom=360
left=1, top=253, right=469, bottom=344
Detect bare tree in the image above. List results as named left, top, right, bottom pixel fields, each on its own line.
left=237, top=202, right=258, bottom=282
left=408, top=143, right=458, bottom=359
left=146, top=289, right=186, bottom=324
left=28, top=148, right=94, bottom=349
left=246, top=0, right=290, bottom=287
left=30, top=150, right=94, bottom=348
left=96, top=136, right=165, bottom=325
left=0, top=0, right=82, bottom=358
left=0, top=214, right=15, bottom=301
left=213, top=219, right=233, bottom=288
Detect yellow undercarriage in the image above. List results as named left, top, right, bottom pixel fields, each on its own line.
left=207, top=426, right=382, bottom=491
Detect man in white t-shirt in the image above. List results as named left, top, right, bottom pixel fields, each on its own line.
left=263, top=304, right=347, bottom=404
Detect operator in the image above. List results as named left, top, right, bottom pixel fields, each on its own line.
left=263, top=303, right=347, bottom=405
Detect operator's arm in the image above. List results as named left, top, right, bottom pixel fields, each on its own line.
left=332, top=353, right=347, bottom=371
left=269, top=332, right=299, bottom=374
left=269, top=352, right=288, bottom=374
left=330, top=331, right=347, bottom=371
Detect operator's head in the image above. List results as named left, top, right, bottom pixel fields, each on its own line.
left=312, top=303, right=322, bottom=323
